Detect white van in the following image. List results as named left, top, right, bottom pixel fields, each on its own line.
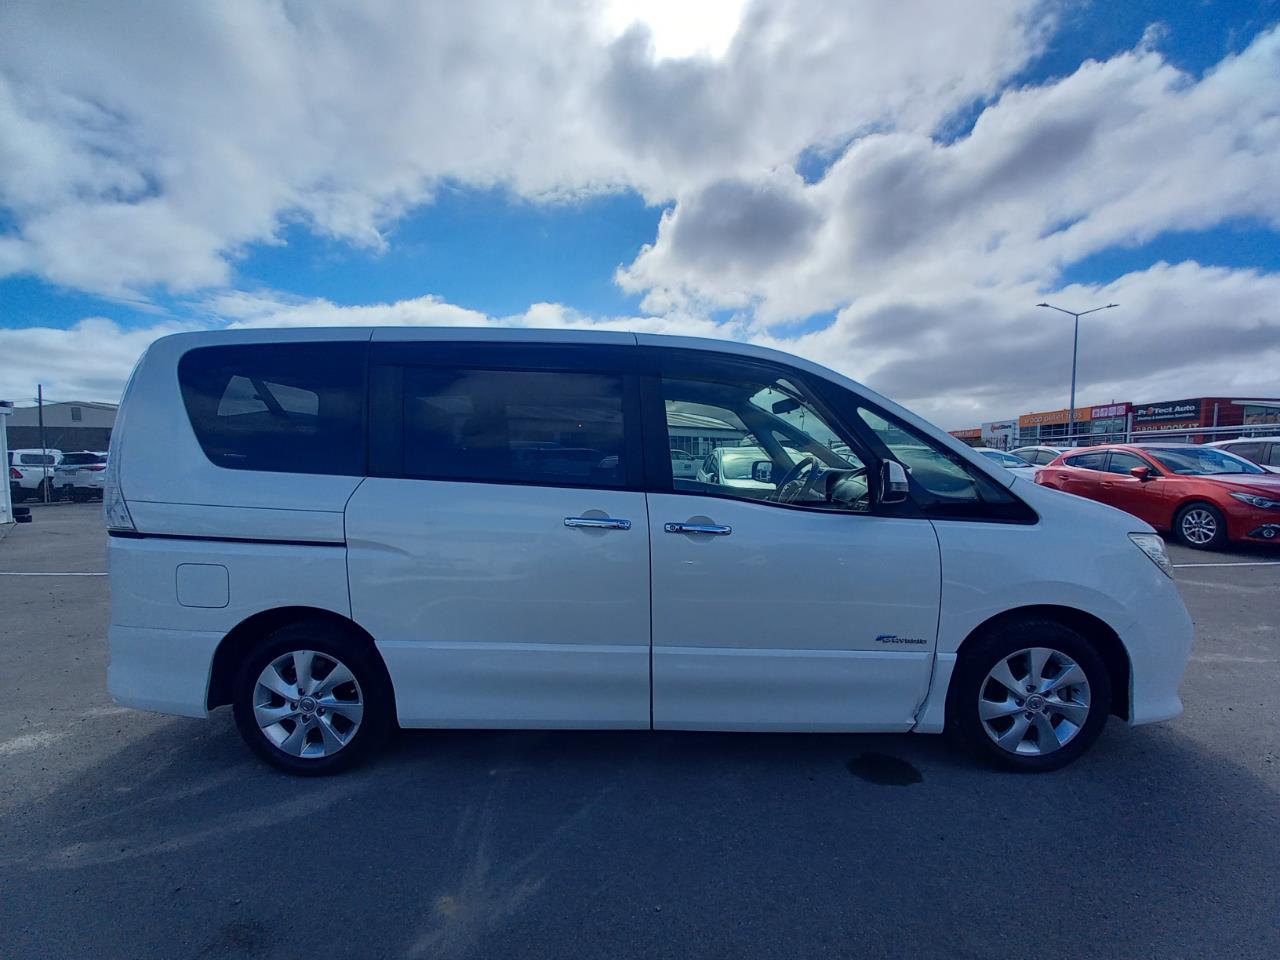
left=105, top=328, right=1192, bottom=775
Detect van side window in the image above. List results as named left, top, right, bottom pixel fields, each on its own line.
left=659, top=372, right=871, bottom=513
left=853, top=408, right=1033, bottom=521
left=178, top=342, right=365, bottom=475
left=400, top=368, right=626, bottom=488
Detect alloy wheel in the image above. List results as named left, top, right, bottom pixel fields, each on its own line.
left=252, top=649, right=364, bottom=758
left=978, top=647, right=1091, bottom=756
left=1180, top=508, right=1218, bottom=545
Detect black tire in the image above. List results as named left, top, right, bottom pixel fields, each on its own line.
left=947, top=618, right=1111, bottom=773
left=232, top=619, right=395, bottom=775
left=1173, top=501, right=1227, bottom=550
left=71, top=489, right=90, bottom=503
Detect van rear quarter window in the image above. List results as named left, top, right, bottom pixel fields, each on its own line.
left=177, top=342, right=365, bottom=475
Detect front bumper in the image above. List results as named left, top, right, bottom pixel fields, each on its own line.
left=1228, top=504, right=1280, bottom=542
left=1122, top=579, right=1195, bottom=726
left=1244, top=522, right=1280, bottom=542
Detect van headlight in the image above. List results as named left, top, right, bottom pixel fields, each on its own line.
left=1129, top=532, right=1172, bottom=578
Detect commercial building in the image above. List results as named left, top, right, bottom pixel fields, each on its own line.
left=1016, top=402, right=1130, bottom=445
left=5, top=401, right=118, bottom=453
left=1131, top=397, right=1280, bottom=441
left=951, top=395, right=1280, bottom=451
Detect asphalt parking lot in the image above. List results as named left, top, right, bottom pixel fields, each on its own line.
left=1, top=504, right=1278, bottom=960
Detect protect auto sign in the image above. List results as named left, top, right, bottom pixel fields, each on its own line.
left=1133, top=398, right=1202, bottom=425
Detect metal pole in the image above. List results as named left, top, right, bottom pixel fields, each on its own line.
left=1036, top=302, right=1117, bottom=448
left=1067, top=312, right=1079, bottom=444
left=0, top=400, right=12, bottom=526
left=38, top=383, right=48, bottom=503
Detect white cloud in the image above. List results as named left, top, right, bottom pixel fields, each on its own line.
left=619, top=26, right=1280, bottom=324
left=0, top=0, right=1047, bottom=296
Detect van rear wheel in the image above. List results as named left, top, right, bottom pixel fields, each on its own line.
left=232, top=620, right=394, bottom=775
left=948, top=618, right=1111, bottom=772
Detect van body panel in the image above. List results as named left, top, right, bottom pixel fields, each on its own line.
left=107, top=533, right=352, bottom=716
left=345, top=479, right=651, bottom=728
left=647, top=492, right=940, bottom=730
left=126, top=501, right=349, bottom=543
left=926, top=479, right=1192, bottom=725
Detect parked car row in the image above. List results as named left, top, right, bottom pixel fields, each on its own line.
left=1035, top=444, right=1280, bottom=549
left=8, top=449, right=108, bottom=502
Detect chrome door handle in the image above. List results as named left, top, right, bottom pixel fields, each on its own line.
left=564, top=516, right=632, bottom=530
left=664, top=522, right=732, bottom=536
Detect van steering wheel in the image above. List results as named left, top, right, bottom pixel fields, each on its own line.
left=774, top=455, right=819, bottom=503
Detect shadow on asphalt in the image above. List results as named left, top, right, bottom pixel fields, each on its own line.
left=2, top=711, right=1278, bottom=960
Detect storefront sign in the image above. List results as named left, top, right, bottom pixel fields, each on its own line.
left=1133, top=399, right=1202, bottom=425
left=1017, top=407, right=1092, bottom=428
left=1090, top=403, right=1129, bottom=420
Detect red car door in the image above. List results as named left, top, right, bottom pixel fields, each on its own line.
left=1045, top=450, right=1109, bottom=500
left=1097, top=449, right=1168, bottom=526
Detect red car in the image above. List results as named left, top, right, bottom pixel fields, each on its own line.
left=1035, top=443, right=1280, bottom=549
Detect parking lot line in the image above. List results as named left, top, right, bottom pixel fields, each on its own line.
left=0, top=571, right=108, bottom=576
left=1173, top=560, right=1280, bottom=568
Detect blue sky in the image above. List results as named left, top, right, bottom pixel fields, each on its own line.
left=2, top=1, right=1278, bottom=425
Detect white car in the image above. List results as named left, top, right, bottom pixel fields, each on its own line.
left=8, top=448, right=62, bottom=502
left=976, top=447, right=1040, bottom=480
left=105, top=328, right=1192, bottom=775
left=55, top=451, right=109, bottom=501
left=669, top=449, right=700, bottom=479
left=696, top=445, right=775, bottom=490
left=1207, top=437, right=1280, bottom=473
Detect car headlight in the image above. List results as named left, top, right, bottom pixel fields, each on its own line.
left=1230, top=491, right=1280, bottom=510
left=1129, top=532, right=1173, bottom=578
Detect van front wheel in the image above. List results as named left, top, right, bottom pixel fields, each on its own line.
left=232, top=620, right=394, bottom=775
left=948, top=619, right=1111, bottom=772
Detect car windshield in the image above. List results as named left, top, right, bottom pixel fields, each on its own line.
left=1145, top=447, right=1264, bottom=476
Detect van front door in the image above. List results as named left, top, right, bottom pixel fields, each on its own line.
left=346, top=341, right=651, bottom=729
left=643, top=357, right=941, bottom=731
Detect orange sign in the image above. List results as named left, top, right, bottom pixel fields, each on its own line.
left=1017, top=406, right=1093, bottom=428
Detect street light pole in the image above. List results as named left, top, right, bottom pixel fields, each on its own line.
left=1036, top=301, right=1118, bottom=444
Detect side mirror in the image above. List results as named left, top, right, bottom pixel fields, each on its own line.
left=880, top=460, right=909, bottom=504
left=1130, top=466, right=1154, bottom=481
left=751, top=460, right=774, bottom=483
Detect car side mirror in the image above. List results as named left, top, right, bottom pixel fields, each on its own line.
left=1130, top=466, right=1154, bottom=481
left=752, top=460, right=774, bottom=483
left=880, top=460, right=909, bottom=504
